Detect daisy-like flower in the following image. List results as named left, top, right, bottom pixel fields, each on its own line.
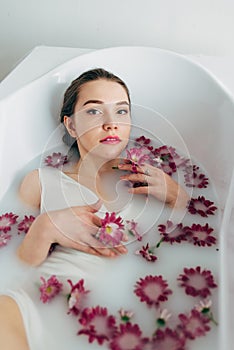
left=118, top=308, right=134, bottom=323
left=156, top=309, right=172, bottom=328
left=135, top=243, right=157, bottom=262
left=17, top=215, right=35, bottom=234
left=195, top=299, right=218, bottom=325
left=150, top=328, right=185, bottom=350
left=0, top=212, right=18, bottom=233
left=67, top=279, right=89, bottom=316
left=151, top=146, right=177, bottom=175
left=178, top=309, right=211, bottom=340
left=98, top=212, right=125, bottom=247
left=0, top=232, right=12, bottom=248
left=126, top=147, right=151, bottom=172
left=185, top=223, right=216, bottom=247
left=126, top=219, right=142, bottom=241
left=39, top=275, right=63, bottom=303
left=187, top=196, right=217, bottom=217
left=134, top=275, right=172, bottom=308
left=184, top=165, right=209, bottom=188
left=177, top=266, right=217, bottom=298
left=135, top=135, right=152, bottom=147
left=158, top=221, right=187, bottom=245
left=44, top=152, right=68, bottom=168
left=110, top=322, right=148, bottom=350
left=78, top=306, right=117, bottom=345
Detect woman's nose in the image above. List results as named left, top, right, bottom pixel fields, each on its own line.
left=103, top=122, right=118, bottom=131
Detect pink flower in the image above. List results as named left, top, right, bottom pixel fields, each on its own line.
left=156, top=309, right=172, bottom=328
left=177, top=266, right=217, bottom=298
left=44, top=152, right=68, bottom=168
left=17, top=215, right=35, bottom=234
left=125, top=219, right=142, bottom=241
left=135, top=243, right=157, bottom=262
left=98, top=212, right=125, bottom=247
left=187, top=196, right=217, bottom=217
left=134, top=275, right=172, bottom=308
left=135, top=135, right=152, bottom=146
left=110, top=322, right=148, bottom=350
left=0, top=212, right=18, bottom=233
left=158, top=221, right=187, bottom=244
left=178, top=309, right=211, bottom=340
left=0, top=232, right=12, bottom=248
left=126, top=147, right=151, bottom=172
left=78, top=306, right=117, bottom=345
left=39, top=275, right=63, bottom=303
left=67, top=279, right=90, bottom=316
left=185, top=223, right=216, bottom=247
left=151, top=146, right=177, bottom=175
left=118, top=308, right=134, bottom=323
left=150, top=328, right=185, bottom=350
left=184, top=165, right=209, bottom=188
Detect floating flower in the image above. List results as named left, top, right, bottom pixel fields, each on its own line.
left=156, top=309, right=172, bottom=328
left=0, top=212, right=18, bottom=233
left=98, top=212, right=125, bottom=247
left=150, top=328, right=185, bottom=350
left=151, top=146, right=177, bottom=175
left=126, top=219, right=142, bottom=241
left=39, top=275, right=63, bottom=303
left=126, top=147, right=151, bottom=172
left=134, top=275, right=172, bottom=308
left=17, top=215, right=35, bottom=234
left=135, top=135, right=152, bottom=146
left=178, top=309, right=211, bottom=340
left=187, top=196, right=217, bottom=217
left=118, top=308, right=134, bottom=323
left=110, top=322, right=148, bottom=350
left=44, top=152, right=68, bottom=168
left=195, top=299, right=218, bottom=325
left=67, top=279, right=90, bottom=316
left=0, top=232, right=12, bottom=248
left=184, top=165, right=209, bottom=188
left=135, top=243, right=157, bottom=262
left=78, top=306, right=117, bottom=345
left=177, top=266, right=217, bottom=298
left=185, top=223, right=216, bottom=247
left=158, top=221, right=187, bottom=244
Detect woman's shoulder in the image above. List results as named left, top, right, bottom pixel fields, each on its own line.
left=18, top=169, right=41, bottom=209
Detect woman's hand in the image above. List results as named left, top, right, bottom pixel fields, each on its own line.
left=118, top=163, right=189, bottom=208
left=17, top=200, right=127, bottom=266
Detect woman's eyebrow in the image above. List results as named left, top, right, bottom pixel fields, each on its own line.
left=82, top=100, right=130, bottom=107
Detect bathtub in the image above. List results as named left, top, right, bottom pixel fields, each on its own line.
left=0, top=47, right=234, bottom=350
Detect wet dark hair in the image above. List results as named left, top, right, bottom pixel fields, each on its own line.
left=60, top=68, right=131, bottom=153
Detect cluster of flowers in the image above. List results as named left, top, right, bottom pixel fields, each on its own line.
left=0, top=212, right=35, bottom=248
left=38, top=265, right=217, bottom=350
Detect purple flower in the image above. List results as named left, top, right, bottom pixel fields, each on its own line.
left=17, top=215, right=35, bottom=234
left=125, top=219, right=142, bottom=241
left=44, top=152, right=68, bottom=168
left=67, top=279, right=90, bottom=316
left=0, top=212, right=18, bottom=233
left=187, top=196, right=217, bottom=217
left=135, top=243, right=157, bottom=262
left=98, top=212, right=125, bottom=247
left=39, top=275, right=63, bottom=303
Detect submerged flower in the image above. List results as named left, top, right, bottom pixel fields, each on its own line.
left=134, top=275, right=172, bottom=308
left=78, top=306, right=117, bottom=345
left=150, top=327, right=185, bottom=350
left=0, top=212, right=18, bottom=233
left=185, top=223, right=216, bottom=247
left=98, top=212, right=125, bottom=247
left=126, top=219, right=142, bottom=241
left=177, top=266, right=217, bottom=298
left=135, top=243, right=157, bottom=262
left=187, top=196, right=217, bottom=217
left=158, top=221, right=187, bottom=244
left=184, top=165, right=209, bottom=188
left=17, top=215, right=35, bottom=234
left=151, top=146, right=177, bottom=175
left=156, top=309, right=172, bottom=328
left=44, top=152, right=68, bottom=168
left=118, top=308, right=134, bottom=323
left=110, top=322, right=148, bottom=350
left=178, top=309, right=211, bottom=340
left=0, top=232, right=12, bottom=248
left=39, top=275, right=63, bottom=303
left=67, top=279, right=90, bottom=316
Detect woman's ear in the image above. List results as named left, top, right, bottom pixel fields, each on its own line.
left=63, top=116, right=77, bottom=138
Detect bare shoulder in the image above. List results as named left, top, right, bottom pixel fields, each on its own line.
left=18, top=169, right=41, bottom=209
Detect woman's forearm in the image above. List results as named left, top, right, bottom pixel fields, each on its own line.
left=17, top=213, right=53, bottom=266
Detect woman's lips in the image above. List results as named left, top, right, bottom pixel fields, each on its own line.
left=100, top=136, right=121, bottom=144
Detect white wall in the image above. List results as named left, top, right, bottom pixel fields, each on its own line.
left=0, top=0, right=234, bottom=81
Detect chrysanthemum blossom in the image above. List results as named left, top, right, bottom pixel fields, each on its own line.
left=158, top=221, right=187, bottom=244
left=110, top=322, right=148, bottom=350
left=178, top=309, right=211, bottom=340
left=39, top=275, right=63, bottom=303
left=126, top=219, right=142, bottom=241
left=184, top=165, right=209, bottom=188
left=187, top=196, right=217, bottom=217
left=134, top=275, right=172, bottom=308
left=150, top=328, right=185, bottom=350
left=126, top=147, right=151, bottom=172
left=0, top=232, right=12, bottom=248
left=185, top=223, right=216, bottom=247
left=0, top=212, right=18, bottom=233
left=177, top=266, right=217, bottom=298
left=151, top=146, right=177, bottom=175
left=156, top=309, right=172, bottom=328
left=135, top=243, right=157, bottom=262
left=44, top=152, right=68, bottom=168
left=17, top=215, right=35, bottom=234
left=67, top=279, right=90, bottom=316
left=78, top=306, right=117, bottom=345
left=99, top=212, right=125, bottom=246
left=118, top=308, right=134, bottom=323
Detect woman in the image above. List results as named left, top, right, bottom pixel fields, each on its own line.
left=0, top=68, right=189, bottom=350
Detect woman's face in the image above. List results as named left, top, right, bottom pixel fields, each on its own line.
left=65, top=79, right=131, bottom=160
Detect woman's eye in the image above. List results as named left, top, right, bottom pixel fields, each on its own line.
left=117, top=109, right=129, bottom=115
left=87, top=108, right=102, bottom=115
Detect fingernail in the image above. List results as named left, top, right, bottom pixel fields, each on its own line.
left=118, top=164, right=123, bottom=168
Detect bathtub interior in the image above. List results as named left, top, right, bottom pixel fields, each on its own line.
left=0, top=47, right=234, bottom=349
